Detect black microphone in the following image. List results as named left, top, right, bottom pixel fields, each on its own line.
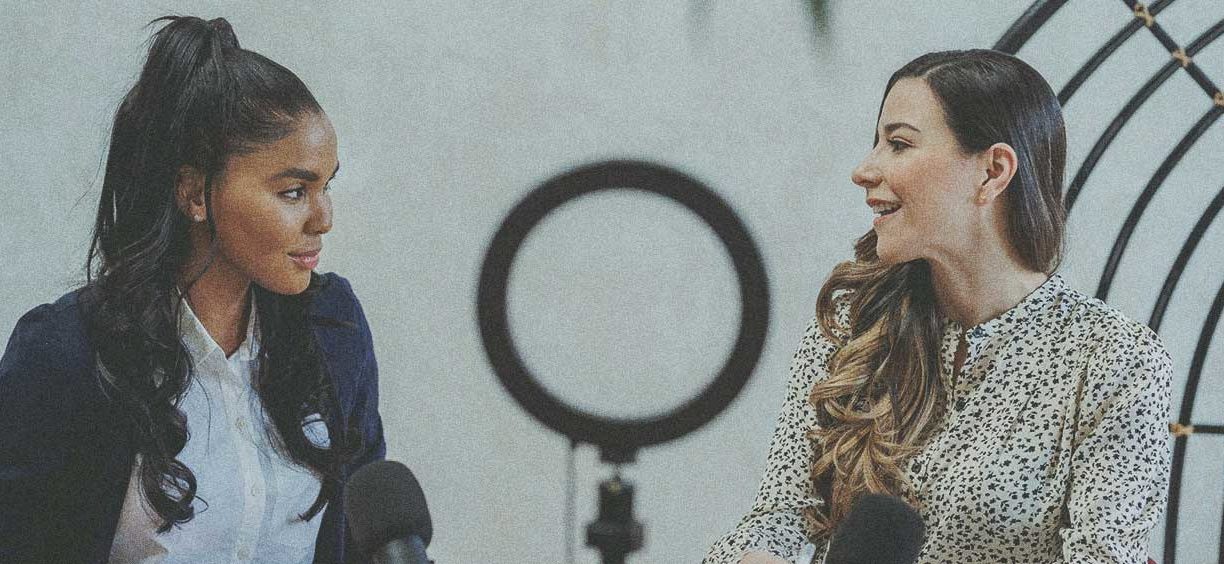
left=344, top=460, right=433, bottom=564
left=824, top=493, right=924, bottom=564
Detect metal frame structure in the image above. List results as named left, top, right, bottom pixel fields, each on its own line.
left=995, top=2, right=1224, bottom=562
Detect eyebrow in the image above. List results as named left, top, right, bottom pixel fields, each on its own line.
left=271, top=162, right=341, bottom=183
left=882, top=122, right=921, bottom=135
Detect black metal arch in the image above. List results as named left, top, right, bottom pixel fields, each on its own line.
left=1064, top=18, right=1224, bottom=214
left=1169, top=279, right=1224, bottom=564
left=1151, top=185, right=1224, bottom=563
left=1096, top=105, right=1224, bottom=300
left=996, top=2, right=1224, bottom=562
left=1056, top=0, right=1177, bottom=106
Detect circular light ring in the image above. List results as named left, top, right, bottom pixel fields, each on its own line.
left=477, top=159, right=770, bottom=457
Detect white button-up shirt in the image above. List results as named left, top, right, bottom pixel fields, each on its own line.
left=108, top=298, right=325, bottom=563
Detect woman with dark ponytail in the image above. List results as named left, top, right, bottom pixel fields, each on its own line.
left=707, top=50, right=1172, bottom=563
left=0, top=16, right=384, bottom=563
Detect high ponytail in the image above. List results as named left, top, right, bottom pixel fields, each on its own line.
left=85, top=15, right=355, bottom=531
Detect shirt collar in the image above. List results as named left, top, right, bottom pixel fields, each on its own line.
left=177, top=292, right=260, bottom=363
left=942, top=273, right=1067, bottom=341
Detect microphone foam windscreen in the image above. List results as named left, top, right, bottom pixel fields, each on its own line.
left=824, top=493, right=925, bottom=564
left=343, top=460, right=433, bottom=555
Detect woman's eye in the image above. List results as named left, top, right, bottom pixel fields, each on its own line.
left=888, top=139, right=908, bottom=152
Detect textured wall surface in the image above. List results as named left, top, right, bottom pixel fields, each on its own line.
left=2, top=2, right=1222, bottom=562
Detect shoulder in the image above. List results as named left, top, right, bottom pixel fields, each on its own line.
left=1055, top=286, right=1169, bottom=366
left=308, top=273, right=376, bottom=390
left=790, top=289, right=854, bottom=384
left=1052, top=287, right=1172, bottom=401
left=310, top=272, right=365, bottom=324
left=0, top=289, right=106, bottom=443
left=1, top=289, right=93, bottom=387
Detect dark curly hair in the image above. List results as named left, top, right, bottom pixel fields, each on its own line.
left=83, top=15, right=359, bottom=532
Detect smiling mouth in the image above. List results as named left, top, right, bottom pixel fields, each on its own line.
left=871, top=203, right=901, bottom=217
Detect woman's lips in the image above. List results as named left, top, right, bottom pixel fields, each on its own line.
left=290, top=250, right=320, bottom=270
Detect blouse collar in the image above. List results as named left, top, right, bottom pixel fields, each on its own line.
left=176, top=293, right=260, bottom=363
left=941, top=273, right=1068, bottom=342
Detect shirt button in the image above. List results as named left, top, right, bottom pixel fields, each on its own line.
left=237, top=547, right=250, bottom=560
left=236, top=417, right=247, bottom=431
left=250, top=485, right=259, bottom=497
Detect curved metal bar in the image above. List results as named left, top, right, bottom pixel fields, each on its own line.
left=1057, top=0, right=1177, bottom=106
left=1149, top=185, right=1224, bottom=332
left=1164, top=277, right=1224, bottom=564
left=992, top=0, right=1069, bottom=53
left=1124, top=0, right=1224, bottom=100
left=1065, top=18, right=1224, bottom=212
left=1096, top=106, right=1224, bottom=300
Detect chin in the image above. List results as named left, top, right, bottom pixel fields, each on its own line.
left=874, top=241, right=901, bottom=265
left=259, top=273, right=313, bottom=295
left=874, top=242, right=917, bottom=266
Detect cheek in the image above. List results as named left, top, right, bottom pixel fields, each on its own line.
left=211, top=195, right=309, bottom=284
left=218, top=203, right=296, bottom=254
left=898, top=164, right=969, bottom=221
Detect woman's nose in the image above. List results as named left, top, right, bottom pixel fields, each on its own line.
left=851, top=155, right=880, bottom=189
left=308, top=194, right=333, bottom=235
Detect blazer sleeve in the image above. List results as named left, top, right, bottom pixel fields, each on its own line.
left=347, top=276, right=387, bottom=470
left=0, top=301, right=120, bottom=562
left=313, top=274, right=387, bottom=564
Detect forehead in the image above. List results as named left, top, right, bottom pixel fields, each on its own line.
left=228, top=113, right=338, bottom=177
left=878, top=77, right=947, bottom=134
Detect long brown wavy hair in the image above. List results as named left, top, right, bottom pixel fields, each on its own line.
left=805, top=49, right=1067, bottom=535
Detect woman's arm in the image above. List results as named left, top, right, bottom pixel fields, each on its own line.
left=349, top=278, right=387, bottom=469
left=703, top=314, right=837, bottom=564
left=1059, top=316, right=1173, bottom=563
left=324, top=275, right=387, bottom=564
left=0, top=299, right=124, bottom=563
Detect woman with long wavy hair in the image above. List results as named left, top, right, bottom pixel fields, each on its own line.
left=706, top=50, right=1172, bottom=563
left=0, top=16, right=384, bottom=563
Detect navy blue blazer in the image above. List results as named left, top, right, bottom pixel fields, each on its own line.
left=0, top=273, right=385, bottom=563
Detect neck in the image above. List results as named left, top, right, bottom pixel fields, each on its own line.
left=927, top=249, right=1048, bottom=329
left=180, top=238, right=252, bottom=356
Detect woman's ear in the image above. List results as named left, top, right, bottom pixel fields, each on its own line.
left=175, top=165, right=207, bottom=223
left=976, top=143, right=1018, bottom=205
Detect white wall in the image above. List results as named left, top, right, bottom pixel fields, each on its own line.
left=3, top=1, right=1223, bottom=562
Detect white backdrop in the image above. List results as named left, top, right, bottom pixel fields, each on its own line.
left=3, top=2, right=1223, bottom=562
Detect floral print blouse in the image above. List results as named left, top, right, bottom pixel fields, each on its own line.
left=705, top=273, right=1173, bottom=563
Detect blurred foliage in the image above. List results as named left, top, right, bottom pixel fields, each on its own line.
left=688, top=0, right=829, bottom=41
left=806, top=0, right=829, bottom=37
